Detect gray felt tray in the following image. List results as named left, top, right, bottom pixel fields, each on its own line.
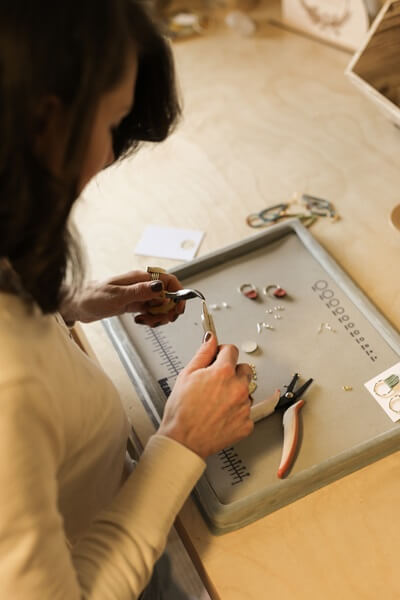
left=103, top=219, right=400, bottom=534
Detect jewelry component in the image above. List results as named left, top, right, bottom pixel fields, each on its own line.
left=373, top=374, right=400, bottom=398
left=264, top=284, right=287, bottom=298
left=241, top=340, right=258, bottom=354
left=147, top=266, right=166, bottom=281
left=389, top=395, right=400, bottom=413
left=238, top=283, right=258, bottom=300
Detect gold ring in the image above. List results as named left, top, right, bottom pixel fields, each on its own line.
left=248, top=380, right=257, bottom=395
left=147, top=266, right=167, bottom=281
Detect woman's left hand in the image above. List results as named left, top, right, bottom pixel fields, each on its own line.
left=60, top=270, right=185, bottom=326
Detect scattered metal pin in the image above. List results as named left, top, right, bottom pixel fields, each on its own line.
left=221, top=301, right=230, bottom=308
left=209, top=304, right=219, bottom=311
left=274, top=314, right=282, bottom=320
left=343, top=385, right=353, bottom=391
left=266, top=309, right=273, bottom=314
left=318, top=322, right=336, bottom=333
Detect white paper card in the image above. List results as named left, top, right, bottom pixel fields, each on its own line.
left=135, top=225, right=204, bottom=261
left=364, top=362, right=400, bottom=422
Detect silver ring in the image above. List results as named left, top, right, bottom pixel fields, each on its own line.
left=238, top=283, right=258, bottom=299
left=389, top=395, right=400, bottom=413
left=263, top=284, right=287, bottom=298
left=373, top=379, right=398, bottom=398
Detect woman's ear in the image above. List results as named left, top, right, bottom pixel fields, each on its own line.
left=34, top=95, right=69, bottom=175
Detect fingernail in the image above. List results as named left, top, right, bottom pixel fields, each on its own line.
left=203, top=331, right=212, bottom=343
left=151, top=280, right=163, bottom=292
left=135, top=316, right=145, bottom=324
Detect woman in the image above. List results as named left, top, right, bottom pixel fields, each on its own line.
left=0, top=1, right=254, bottom=598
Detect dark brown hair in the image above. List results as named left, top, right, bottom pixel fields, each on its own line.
left=0, top=0, right=180, bottom=313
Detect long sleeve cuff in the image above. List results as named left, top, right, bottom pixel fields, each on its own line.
left=72, top=434, right=205, bottom=598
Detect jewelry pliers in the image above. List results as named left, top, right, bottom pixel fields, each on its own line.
left=165, top=288, right=205, bottom=302
left=275, top=373, right=313, bottom=478
left=166, top=290, right=218, bottom=343
left=250, top=373, right=313, bottom=477
left=148, top=288, right=205, bottom=315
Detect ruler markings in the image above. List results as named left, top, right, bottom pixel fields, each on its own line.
left=145, top=327, right=251, bottom=486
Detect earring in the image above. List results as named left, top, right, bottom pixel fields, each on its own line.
left=238, top=283, right=258, bottom=300
left=263, top=284, right=287, bottom=298
left=389, top=394, right=400, bottom=413
left=373, top=374, right=400, bottom=397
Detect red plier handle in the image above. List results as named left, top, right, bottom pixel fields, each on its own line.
left=277, top=399, right=305, bottom=478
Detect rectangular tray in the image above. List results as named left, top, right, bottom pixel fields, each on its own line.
left=104, top=219, right=400, bottom=534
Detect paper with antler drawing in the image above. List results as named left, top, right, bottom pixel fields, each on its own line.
left=281, top=0, right=380, bottom=51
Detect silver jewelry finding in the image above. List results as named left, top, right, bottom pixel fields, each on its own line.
left=263, top=284, right=287, bottom=299
left=238, top=283, right=258, bottom=300
left=389, top=395, right=400, bottom=413
left=374, top=375, right=400, bottom=398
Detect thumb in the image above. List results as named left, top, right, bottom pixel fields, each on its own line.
left=185, top=332, right=218, bottom=373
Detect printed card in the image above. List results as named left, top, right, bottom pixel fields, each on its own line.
left=364, top=362, right=400, bottom=422
left=135, top=225, right=204, bottom=261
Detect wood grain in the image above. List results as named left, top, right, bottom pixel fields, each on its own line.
left=347, top=1, right=400, bottom=125
left=75, top=2, right=400, bottom=597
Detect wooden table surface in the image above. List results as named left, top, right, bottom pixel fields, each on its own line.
left=75, top=4, right=400, bottom=598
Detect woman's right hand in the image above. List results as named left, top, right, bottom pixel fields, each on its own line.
left=158, top=333, right=254, bottom=459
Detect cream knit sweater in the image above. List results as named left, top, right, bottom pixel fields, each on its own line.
left=0, top=292, right=205, bottom=599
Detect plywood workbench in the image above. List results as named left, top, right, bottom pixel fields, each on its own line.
left=74, top=2, right=400, bottom=598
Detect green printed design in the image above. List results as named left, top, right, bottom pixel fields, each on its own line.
left=384, top=374, right=399, bottom=389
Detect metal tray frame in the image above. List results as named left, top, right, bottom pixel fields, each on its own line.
left=103, top=219, right=400, bottom=534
